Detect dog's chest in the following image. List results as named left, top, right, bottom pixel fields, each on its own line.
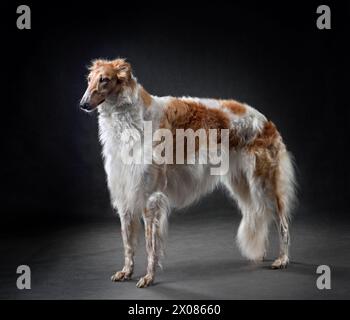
left=98, top=112, right=144, bottom=208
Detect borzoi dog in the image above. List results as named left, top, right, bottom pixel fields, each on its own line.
left=80, top=58, right=296, bottom=288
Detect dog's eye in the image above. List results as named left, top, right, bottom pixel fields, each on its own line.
left=100, top=77, right=110, bottom=83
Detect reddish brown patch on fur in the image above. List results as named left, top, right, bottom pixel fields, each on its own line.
left=248, top=121, right=285, bottom=215
left=162, top=99, right=230, bottom=132
left=228, top=128, right=242, bottom=148
left=160, top=99, right=241, bottom=162
left=249, top=121, right=280, bottom=151
left=140, top=87, right=152, bottom=107
left=221, top=100, right=246, bottom=115
left=248, top=121, right=281, bottom=175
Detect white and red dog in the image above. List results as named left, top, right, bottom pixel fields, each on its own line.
left=80, top=58, right=296, bottom=288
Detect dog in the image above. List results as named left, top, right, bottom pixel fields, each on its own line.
left=80, top=58, right=296, bottom=288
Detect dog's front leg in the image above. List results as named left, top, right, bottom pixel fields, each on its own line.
left=111, top=212, right=140, bottom=281
left=136, top=192, right=170, bottom=288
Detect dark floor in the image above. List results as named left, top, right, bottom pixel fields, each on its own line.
left=1, top=209, right=350, bottom=300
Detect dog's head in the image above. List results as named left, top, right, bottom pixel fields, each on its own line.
left=80, top=58, right=132, bottom=112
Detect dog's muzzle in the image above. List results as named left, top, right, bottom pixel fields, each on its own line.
left=80, top=102, right=93, bottom=111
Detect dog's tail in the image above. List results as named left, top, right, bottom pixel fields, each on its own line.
left=236, top=147, right=297, bottom=261
left=237, top=213, right=270, bottom=261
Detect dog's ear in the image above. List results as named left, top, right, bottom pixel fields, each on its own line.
left=89, top=59, right=106, bottom=70
left=111, top=59, right=131, bottom=83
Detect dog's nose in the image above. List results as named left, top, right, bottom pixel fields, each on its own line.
left=80, top=103, right=91, bottom=111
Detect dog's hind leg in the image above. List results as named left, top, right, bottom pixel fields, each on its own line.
left=136, top=192, right=170, bottom=288
left=271, top=215, right=290, bottom=269
left=111, top=212, right=141, bottom=281
left=271, top=151, right=296, bottom=269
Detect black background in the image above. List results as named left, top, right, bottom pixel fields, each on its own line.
left=1, top=0, right=349, bottom=230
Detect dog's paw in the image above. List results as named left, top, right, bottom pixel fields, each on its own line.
left=136, top=274, right=154, bottom=288
left=111, top=270, right=132, bottom=282
left=271, top=255, right=289, bottom=269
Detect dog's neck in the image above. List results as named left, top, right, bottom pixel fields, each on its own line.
left=98, top=76, right=140, bottom=117
left=97, top=79, right=148, bottom=143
